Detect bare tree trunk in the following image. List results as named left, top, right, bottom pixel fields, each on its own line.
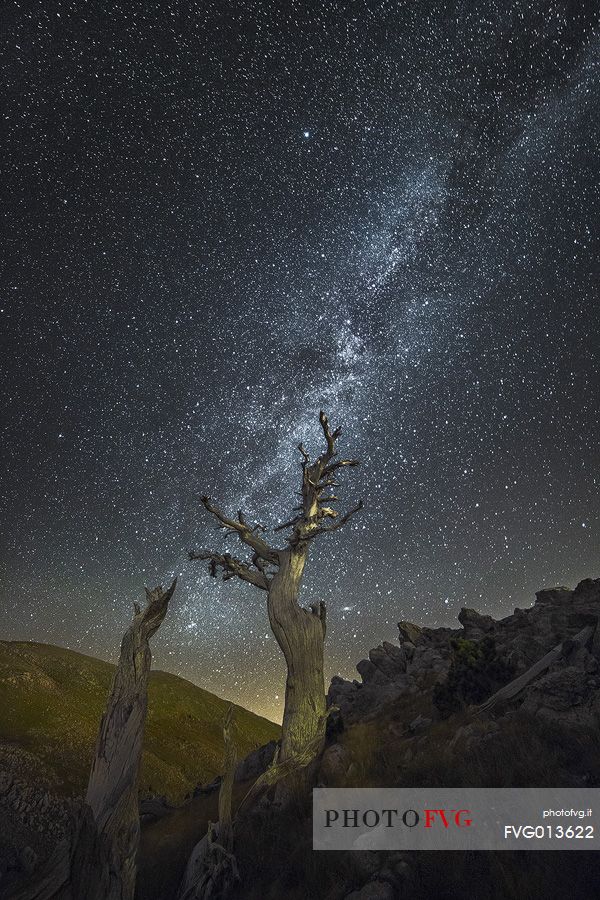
left=190, top=410, right=360, bottom=777
left=268, top=549, right=326, bottom=761
left=83, top=580, right=176, bottom=899
left=177, top=707, right=239, bottom=900
left=7, top=581, right=176, bottom=900
left=217, top=706, right=236, bottom=850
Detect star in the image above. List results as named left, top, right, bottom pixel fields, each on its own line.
left=1, top=2, right=599, bottom=724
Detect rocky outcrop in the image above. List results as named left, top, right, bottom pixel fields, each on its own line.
left=397, top=622, right=423, bottom=645
left=328, top=621, right=453, bottom=723
left=328, top=578, right=600, bottom=726
left=134, top=575, right=600, bottom=900
left=457, top=607, right=495, bottom=636
left=321, top=577, right=600, bottom=900
left=234, top=740, right=278, bottom=783
left=0, top=746, right=71, bottom=888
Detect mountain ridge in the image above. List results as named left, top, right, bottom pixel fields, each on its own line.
left=0, top=639, right=279, bottom=802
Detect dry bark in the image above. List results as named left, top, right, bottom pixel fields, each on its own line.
left=84, top=579, right=176, bottom=898
left=217, top=705, right=236, bottom=850
left=237, top=705, right=338, bottom=815
left=7, top=580, right=176, bottom=900
left=190, top=411, right=361, bottom=765
left=177, top=706, right=239, bottom=900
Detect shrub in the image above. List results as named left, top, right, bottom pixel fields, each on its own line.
left=433, top=636, right=515, bottom=716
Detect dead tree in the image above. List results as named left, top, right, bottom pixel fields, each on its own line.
left=216, top=705, right=236, bottom=851
left=84, top=579, right=177, bottom=898
left=8, top=580, right=176, bottom=900
left=190, top=411, right=361, bottom=764
left=476, top=623, right=596, bottom=715
left=177, top=706, right=239, bottom=900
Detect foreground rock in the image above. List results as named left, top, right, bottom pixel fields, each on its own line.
left=328, top=578, right=600, bottom=729
left=135, top=576, right=600, bottom=900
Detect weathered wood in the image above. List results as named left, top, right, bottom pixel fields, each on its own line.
left=6, top=581, right=176, bottom=900
left=477, top=623, right=595, bottom=714
left=176, top=828, right=238, bottom=900
left=177, top=706, right=239, bottom=900
left=267, top=547, right=327, bottom=761
left=237, top=706, right=337, bottom=814
left=217, top=706, right=236, bottom=850
left=190, top=411, right=361, bottom=767
left=84, top=578, right=176, bottom=899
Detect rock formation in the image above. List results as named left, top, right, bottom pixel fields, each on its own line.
left=329, top=578, right=600, bottom=731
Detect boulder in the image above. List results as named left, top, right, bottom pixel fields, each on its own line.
left=458, top=607, right=495, bottom=633
left=573, top=579, right=600, bottom=602
left=328, top=679, right=416, bottom=724
left=382, top=640, right=406, bottom=663
left=521, top=665, right=598, bottom=728
left=402, top=641, right=416, bottom=660
left=407, top=645, right=446, bottom=676
left=328, top=676, right=357, bottom=708
left=368, top=643, right=407, bottom=678
left=234, top=740, right=278, bottom=783
left=356, top=658, right=389, bottom=685
left=535, top=586, right=572, bottom=605
left=397, top=621, right=423, bottom=645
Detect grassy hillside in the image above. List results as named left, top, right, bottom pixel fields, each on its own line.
left=0, top=640, right=279, bottom=801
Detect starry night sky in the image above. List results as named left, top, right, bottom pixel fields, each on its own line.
left=2, top=1, right=600, bottom=721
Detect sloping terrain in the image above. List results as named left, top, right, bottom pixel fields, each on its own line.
left=0, top=641, right=279, bottom=802
left=4, top=580, right=600, bottom=899
left=137, top=578, right=600, bottom=900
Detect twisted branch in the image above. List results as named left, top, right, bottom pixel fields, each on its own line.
left=188, top=550, right=269, bottom=590
left=199, top=496, right=279, bottom=564
left=190, top=411, right=361, bottom=588
left=285, top=410, right=362, bottom=547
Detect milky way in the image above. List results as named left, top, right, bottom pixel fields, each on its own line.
left=2, top=2, right=600, bottom=720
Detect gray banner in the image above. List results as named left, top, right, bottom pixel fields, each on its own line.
left=313, top=788, right=600, bottom=850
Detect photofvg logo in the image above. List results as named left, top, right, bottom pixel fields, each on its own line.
left=313, top=788, right=600, bottom=851
left=325, top=808, right=473, bottom=829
